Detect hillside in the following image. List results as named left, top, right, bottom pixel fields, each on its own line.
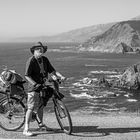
left=14, top=23, right=114, bottom=43
left=46, top=23, right=115, bottom=42
left=79, top=20, right=140, bottom=53
left=13, top=15, right=140, bottom=52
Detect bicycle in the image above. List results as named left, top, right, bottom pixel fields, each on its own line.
left=0, top=78, right=73, bottom=135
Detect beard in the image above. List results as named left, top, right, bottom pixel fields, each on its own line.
left=34, top=52, right=43, bottom=58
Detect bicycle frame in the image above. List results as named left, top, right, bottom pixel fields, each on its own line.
left=0, top=79, right=72, bottom=134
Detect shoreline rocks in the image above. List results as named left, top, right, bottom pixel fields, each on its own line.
left=98, top=63, right=140, bottom=91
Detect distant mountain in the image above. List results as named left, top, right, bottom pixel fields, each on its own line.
left=46, top=23, right=115, bottom=42
left=14, top=23, right=115, bottom=43
left=131, top=15, right=140, bottom=21
left=79, top=19, right=140, bottom=53
left=13, top=14, right=140, bottom=54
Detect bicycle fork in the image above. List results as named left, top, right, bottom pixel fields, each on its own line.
left=53, top=98, right=66, bottom=119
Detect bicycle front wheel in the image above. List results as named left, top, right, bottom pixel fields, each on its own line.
left=54, top=99, right=72, bottom=135
left=0, top=96, right=26, bottom=131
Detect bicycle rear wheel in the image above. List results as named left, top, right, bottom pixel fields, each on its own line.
left=54, top=99, right=72, bottom=135
left=0, top=96, right=25, bottom=131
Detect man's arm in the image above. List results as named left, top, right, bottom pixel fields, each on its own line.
left=51, top=71, right=66, bottom=81
left=25, top=76, right=37, bottom=86
left=25, top=58, right=36, bottom=85
left=25, top=75, right=41, bottom=91
left=56, top=72, right=66, bottom=80
left=45, top=57, right=66, bottom=81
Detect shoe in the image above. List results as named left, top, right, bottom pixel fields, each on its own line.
left=39, top=124, right=53, bottom=131
left=23, top=130, right=34, bottom=136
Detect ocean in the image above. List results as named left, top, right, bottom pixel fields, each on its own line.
left=0, top=42, right=140, bottom=114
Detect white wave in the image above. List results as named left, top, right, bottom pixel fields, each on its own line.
left=72, top=88, right=88, bottom=92
left=76, top=77, right=98, bottom=86
left=100, top=91, right=115, bottom=95
left=82, top=77, right=93, bottom=84
left=89, top=70, right=118, bottom=74
left=124, top=93, right=133, bottom=98
left=73, top=82, right=82, bottom=86
left=85, top=64, right=107, bottom=67
left=87, top=102, right=116, bottom=106
left=48, top=49, right=76, bottom=53
left=79, top=87, right=88, bottom=91
left=67, top=86, right=75, bottom=88
left=127, top=99, right=137, bottom=102
left=92, top=78, right=98, bottom=81
left=59, top=86, right=65, bottom=89
left=67, top=77, right=75, bottom=80
left=79, top=86, right=85, bottom=89
left=87, top=106, right=100, bottom=109
left=106, top=75, right=121, bottom=78
left=60, top=46, right=74, bottom=49
left=72, top=82, right=93, bottom=87
left=48, top=49, right=61, bottom=52
left=85, top=106, right=120, bottom=111
left=70, top=92, right=95, bottom=99
left=103, top=108, right=120, bottom=111
left=124, top=94, right=130, bottom=98
left=79, top=77, right=98, bottom=82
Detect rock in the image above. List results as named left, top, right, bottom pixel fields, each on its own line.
left=98, top=76, right=111, bottom=88
left=82, top=77, right=94, bottom=85
left=136, top=48, right=140, bottom=53
left=116, top=42, right=133, bottom=53
left=97, top=63, right=140, bottom=90
left=119, top=63, right=140, bottom=90
left=80, top=20, right=140, bottom=53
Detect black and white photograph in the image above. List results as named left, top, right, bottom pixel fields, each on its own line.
left=0, top=0, right=140, bottom=139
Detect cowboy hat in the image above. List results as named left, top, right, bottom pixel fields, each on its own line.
left=30, top=42, right=47, bottom=54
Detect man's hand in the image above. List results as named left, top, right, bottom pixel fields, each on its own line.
left=33, top=83, right=42, bottom=91
left=60, top=76, right=66, bottom=82
left=51, top=75, right=57, bottom=81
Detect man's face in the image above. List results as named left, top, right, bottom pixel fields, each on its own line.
left=34, top=47, right=44, bottom=58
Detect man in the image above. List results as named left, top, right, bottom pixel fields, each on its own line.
left=23, top=42, right=65, bottom=136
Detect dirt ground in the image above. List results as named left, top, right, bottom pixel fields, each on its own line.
left=1, top=111, right=140, bottom=140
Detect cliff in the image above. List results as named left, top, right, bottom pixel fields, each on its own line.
left=79, top=20, right=140, bottom=53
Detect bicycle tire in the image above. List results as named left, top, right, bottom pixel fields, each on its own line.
left=0, top=96, right=26, bottom=131
left=54, top=99, right=72, bottom=135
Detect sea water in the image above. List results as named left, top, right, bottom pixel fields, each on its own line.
left=0, top=42, right=140, bottom=114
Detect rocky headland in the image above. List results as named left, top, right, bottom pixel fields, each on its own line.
left=79, top=20, right=140, bottom=53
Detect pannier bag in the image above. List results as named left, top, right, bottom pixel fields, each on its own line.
left=0, top=70, right=25, bottom=95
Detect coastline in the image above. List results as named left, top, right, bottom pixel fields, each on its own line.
left=1, top=43, right=140, bottom=139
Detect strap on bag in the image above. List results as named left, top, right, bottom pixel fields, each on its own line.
left=37, top=57, right=45, bottom=77
left=36, top=58, right=48, bottom=100
left=37, top=57, right=64, bottom=100
left=37, top=57, right=53, bottom=86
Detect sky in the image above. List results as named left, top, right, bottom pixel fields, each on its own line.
left=0, top=0, right=140, bottom=39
